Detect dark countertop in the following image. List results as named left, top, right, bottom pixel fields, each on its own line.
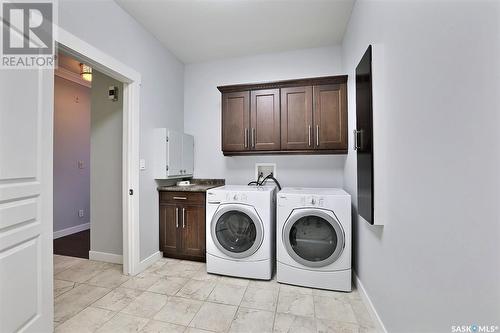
left=158, top=179, right=225, bottom=193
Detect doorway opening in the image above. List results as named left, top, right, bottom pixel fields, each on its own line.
left=53, top=51, right=124, bottom=263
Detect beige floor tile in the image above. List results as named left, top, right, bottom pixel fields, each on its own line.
left=140, top=319, right=186, bottom=333
left=218, top=276, right=250, bottom=287
left=92, top=287, right=143, bottom=312
left=191, top=270, right=220, bottom=282
left=229, top=307, right=274, bottom=333
left=189, top=302, right=237, bottom=332
left=248, top=279, right=280, bottom=290
left=180, top=260, right=206, bottom=269
left=96, top=313, right=149, bottom=333
left=86, top=266, right=130, bottom=288
left=54, top=284, right=110, bottom=323
left=121, top=273, right=162, bottom=291
left=350, top=300, right=375, bottom=328
left=207, top=282, right=247, bottom=305
left=54, top=279, right=75, bottom=298
left=55, top=260, right=112, bottom=283
left=240, top=285, right=279, bottom=311
left=155, top=261, right=201, bottom=278
left=277, top=292, right=314, bottom=318
left=176, top=279, right=216, bottom=301
left=273, top=313, right=316, bottom=333
left=312, top=288, right=351, bottom=301
left=147, top=276, right=188, bottom=295
left=153, top=296, right=202, bottom=326
left=121, top=291, right=168, bottom=318
left=279, top=284, right=314, bottom=295
left=184, top=328, right=214, bottom=333
left=316, top=318, right=361, bottom=333
left=53, top=255, right=86, bottom=275
left=54, top=307, right=115, bottom=333
left=314, top=296, right=357, bottom=323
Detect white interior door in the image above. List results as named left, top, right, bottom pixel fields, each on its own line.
left=182, top=134, right=194, bottom=175
left=167, top=130, right=182, bottom=177
left=0, top=69, right=54, bottom=332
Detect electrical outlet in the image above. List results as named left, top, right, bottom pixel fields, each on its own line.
left=255, top=163, right=276, bottom=180
left=78, top=209, right=84, bottom=218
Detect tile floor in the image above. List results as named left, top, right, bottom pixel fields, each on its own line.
left=53, top=255, right=378, bottom=333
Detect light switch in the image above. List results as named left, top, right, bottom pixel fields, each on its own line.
left=78, top=160, right=85, bottom=169
left=139, top=159, right=146, bottom=170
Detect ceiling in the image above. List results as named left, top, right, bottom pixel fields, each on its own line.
left=115, top=0, right=355, bottom=64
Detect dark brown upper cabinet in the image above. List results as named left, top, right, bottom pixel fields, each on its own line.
left=313, top=84, right=347, bottom=150
left=281, top=86, right=313, bottom=150
left=218, top=75, right=347, bottom=155
left=251, top=89, right=280, bottom=151
left=222, top=91, right=250, bottom=152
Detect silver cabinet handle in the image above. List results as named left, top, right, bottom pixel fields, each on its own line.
left=316, top=125, right=320, bottom=147
left=308, top=125, right=312, bottom=147
left=252, top=128, right=256, bottom=148
left=353, top=129, right=363, bottom=150
left=244, top=128, right=249, bottom=148
left=182, top=208, right=186, bottom=228
left=173, top=196, right=187, bottom=200
left=175, top=207, right=179, bottom=228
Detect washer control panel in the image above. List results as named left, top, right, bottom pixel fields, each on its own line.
left=225, top=192, right=248, bottom=202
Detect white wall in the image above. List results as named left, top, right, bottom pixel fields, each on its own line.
left=90, top=70, right=123, bottom=256
left=53, top=76, right=90, bottom=233
left=184, top=46, right=345, bottom=187
left=59, top=0, right=185, bottom=260
left=342, top=1, right=500, bottom=332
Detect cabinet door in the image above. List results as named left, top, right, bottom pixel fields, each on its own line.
left=250, top=89, right=280, bottom=151
left=167, top=130, right=183, bottom=177
left=159, top=204, right=179, bottom=257
left=280, top=86, right=313, bottom=150
left=180, top=205, right=205, bottom=259
left=182, top=134, right=194, bottom=175
left=313, top=84, right=347, bottom=150
left=222, top=91, right=250, bottom=152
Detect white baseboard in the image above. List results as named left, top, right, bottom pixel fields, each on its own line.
left=53, top=222, right=90, bottom=239
left=353, top=271, right=388, bottom=333
left=89, top=251, right=123, bottom=264
left=134, top=251, right=162, bottom=275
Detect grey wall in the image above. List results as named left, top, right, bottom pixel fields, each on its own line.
left=53, top=76, right=90, bottom=233
left=90, top=70, right=123, bottom=256
left=184, top=46, right=345, bottom=188
left=342, top=1, right=500, bottom=332
left=59, top=0, right=185, bottom=260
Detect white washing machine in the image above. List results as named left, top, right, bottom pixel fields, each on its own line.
left=206, top=185, right=276, bottom=280
left=277, top=187, right=352, bottom=291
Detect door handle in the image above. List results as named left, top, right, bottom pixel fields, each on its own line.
left=245, top=128, right=249, bottom=148
left=308, top=125, right=312, bottom=147
left=316, top=125, right=320, bottom=147
left=182, top=208, right=186, bottom=228
left=173, top=196, right=187, bottom=200
left=175, top=207, right=179, bottom=228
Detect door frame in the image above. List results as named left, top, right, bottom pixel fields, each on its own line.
left=55, top=27, right=141, bottom=275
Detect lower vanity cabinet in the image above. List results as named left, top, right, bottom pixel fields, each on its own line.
left=159, top=191, right=206, bottom=262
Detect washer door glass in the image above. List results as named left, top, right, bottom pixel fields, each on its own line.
left=216, top=211, right=256, bottom=253
left=211, top=204, right=263, bottom=259
left=283, top=209, right=344, bottom=268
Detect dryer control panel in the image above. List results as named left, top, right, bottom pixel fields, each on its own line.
left=301, top=196, right=325, bottom=207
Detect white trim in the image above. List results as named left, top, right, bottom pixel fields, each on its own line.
left=55, top=26, right=141, bottom=276
left=53, top=222, right=90, bottom=239
left=89, top=251, right=123, bottom=264
left=55, top=67, right=91, bottom=88
left=353, top=271, right=388, bottom=333
left=135, top=251, right=163, bottom=276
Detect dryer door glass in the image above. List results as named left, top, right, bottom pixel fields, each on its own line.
left=216, top=211, right=256, bottom=253
left=283, top=209, right=345, bottom=268
left=290, top=216, right=337, bottom=262
left=211, top=204, right=264, bottom=259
